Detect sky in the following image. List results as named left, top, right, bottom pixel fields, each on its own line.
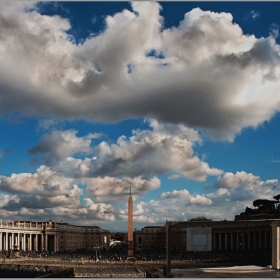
left=1, top=1, right=280, bottom=232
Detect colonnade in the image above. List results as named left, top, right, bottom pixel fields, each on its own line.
left=0, top=231, right=59, bottom=252
left=0, top=231, right=43, bottom=251
left=212, top=230, right=272, bottom=251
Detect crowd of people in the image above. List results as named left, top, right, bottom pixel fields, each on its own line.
left=0, top=249, right=54, bottom=260
left=1, top=246, right=272, bottom=267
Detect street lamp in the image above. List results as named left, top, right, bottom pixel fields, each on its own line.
left=93, top=246, right=100, bottom=262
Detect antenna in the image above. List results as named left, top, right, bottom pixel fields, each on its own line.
left=129, top=185, right=132, bottom=196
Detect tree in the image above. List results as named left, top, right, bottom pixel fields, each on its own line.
left=253, top=199, right=277, bottom=211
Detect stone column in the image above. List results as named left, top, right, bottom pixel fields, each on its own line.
left=41, top=234, right=44, bottom=251
left=272, top=223, right=280, bottom=269
left=219, top=233, right=221, bottom=250
left=23, top=233, right=26, bottom=251
left=259, top=231, right=262, bottom=249
left=264, top=231, right=267, bottom=249
left=230, top=233, right=233, bottom=250
left=236, top=233, right=239, bottom=249
left=27, top=234, right=30, bottom=250
left=54, top=235, right=57, bottom=252
left=6, top=233, right=8, bottom=250
left=11, top=233, right=14, bottom=249
left=18, top=233, right=20, bottom=247
left=45, top=234, right=48, bottom=251
left=35, top=234, right=38, bottom=251
left=20, top=234, right=23, bottom=250
left=225, top=233, right=227, bottom=250
left=247, top=232, right=250, bottom=250
left=213, top=233, right=216, bottom=251
left=30, top=234, right=33, bottom=250
left=242, top=233, right=245, bottom=249
left=108, top=235, right=111, bottom=250
left=165, top=221, right=172, bottom=277
left=0, top=232, right=2, bottom=250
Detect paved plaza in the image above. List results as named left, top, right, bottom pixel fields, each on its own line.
left=163, top=265, right=280, bottom=278
left=1, top=253, right=280, bottom=278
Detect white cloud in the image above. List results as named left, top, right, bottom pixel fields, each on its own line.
left=0, top=194, right=20, bottom=208
left=160, top=189, right=212, bottom=204
left=0, top=4, right=279, bottom=140
left=160, top=189, right=190, bottom=199
left=130, top=171, right=280, bottom=225
left=84, top=132, right=105, bottom=140
left=51, top=120, right=222, bottom=181
left=189, top=194, right=212, bottom=205
left=1, top=169, right=279, bottom=228
left=213, top=171, right=280, bottom=203
left=245, top=10, right=261, bottom=20
left=37, top=119, right=65, bottom=132
left=29, top=129, right=92, bottom=165
left=249, top=10, right=260, bottom=20
left=84, top=176, right=160, bottom=203
left=0, top=165, right=80, bottom=197
left=270, top=23, right=279, bottom=39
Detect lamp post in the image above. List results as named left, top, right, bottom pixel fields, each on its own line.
left=93, top=246, right=100, bottom=262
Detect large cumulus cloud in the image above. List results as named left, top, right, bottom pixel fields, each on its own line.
left=0, top=3, right=280, bottom=140
left=29, top=129, right=93, bottom=165
left=0, top=166, right=82, bottom=210
left=32, top=120, right=222, bottom=181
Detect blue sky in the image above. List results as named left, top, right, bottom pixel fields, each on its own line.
left=1, top=1, right=280, bottom=231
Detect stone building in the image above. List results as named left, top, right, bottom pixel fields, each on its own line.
left=0, top=220, right=111, bottom=252
left=133, top=218, right=277, bottom=252
left=133, top=223, right=186, bottom=251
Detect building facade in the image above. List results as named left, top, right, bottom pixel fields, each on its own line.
left=0, top=220, right=111, bottom=252
left=133, top=219, right=277, bottom=252
left=133, top=224, right=186, bottom=251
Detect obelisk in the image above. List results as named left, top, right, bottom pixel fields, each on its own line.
left=128, top=186, right=133, bottom=257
